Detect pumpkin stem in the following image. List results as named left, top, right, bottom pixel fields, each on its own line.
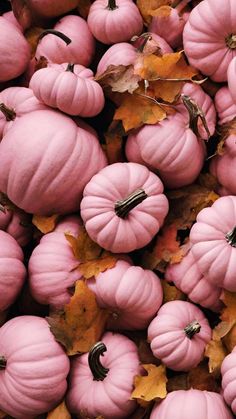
left=0, top=356, right=6, bottom=370
left=131, top=33, right=153, bottom=53
left=115, top=189, right=148, bottom=219
left=0, top=103, right=16, bottom=121
left=226, top=34, right=236, bottom=49
left=184, top=320, right=201, bottom=339
left=107, top=0, right=118, bottom=10
left=38, top=30, right=72, bottom=45
left=182, top=94, right=211, bottom=140
left=226, top=226, right=236, bottom=247
left=88, top=342, right=109, bottom=381
left=66, top=63, right=75, bottom=73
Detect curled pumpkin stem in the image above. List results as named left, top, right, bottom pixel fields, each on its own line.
left=66, top=63, right=75, bottom=73
left=184, top=320, right=201, bottom=339
left=0, top=356, right=7, bottom=370
left=115, top=189, right=148, bottom=219
left=182, top=94, right=211, bottom=140
left=107, top=0, right=118, bottom=10
left=38, top=29, right=72, bottom=45
left=226, top=226, right=236, bottom=247
left=88, top=342, right=109, bottom=381
left=0, top=103, right=16, bottom=122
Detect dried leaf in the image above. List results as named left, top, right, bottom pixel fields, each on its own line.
left=77, top=0, right=92, bottom=18
left=167, top=374, right=189, bottom=392
left=138, top=339, right=161, bottom=366
left=32, top=214, right=60, bottom=234
left=188, top=361, right=220, bottom=392
left=95, top=65, right=141, bottom=94
left=103, top=121, right=125, bottom=164
left=65, top=228, right=102, bottom=262
left=149, top=5, right=172, bottom=17
left=198, top=173, right=219, bottom=191
left=0, top=410, right=7, bottom=419
left=162, top=281, right=186, bottom=304
left=131, top=364, right=167, bottom=406
left=137, top=0, right=171, bottom=24
left=149, top=80, right=183, bottom=103
left=47, top=401, right=71, bottom=419
left=47, top=281, right=109, bottom=355
left=220, top=291, right=236, bottom=332
left=222, top=324, right=236, bottom=353
left=79, top=253, right=117, bottom=279
left=205, top=329, right=228, bottom=376
left=25, top=26, right=44, bottom=57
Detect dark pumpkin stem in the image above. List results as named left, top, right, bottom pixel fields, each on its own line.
left=184, top=320, right=201, bottom=339
left=115, top=189, right=148, bottom=219
left=107, top=0, right=118, bottom=10
left=88, top=342, right=109, bottom=381
left=226, top=34, right=236, bottom=49
left=0, top=103, right=16, bottom=121
left=66, top=63, right=75, bottom=73
left=38, top=29, right=72, bottom=45
left=226, top=226, right=236, bottom=247
left=182, top=94, right=211, bottom=140
left=0, top=356, right=6, bottom=370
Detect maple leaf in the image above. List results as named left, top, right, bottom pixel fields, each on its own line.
left=32, top=214, right=60, bottom=234
left=162, top=280, right=186, bottom=304
left=47, top=280, right=109, bottom=355
left=136, top=0, right=171, bottom=25
left=205, top=328, right=228, bottom=377
left=132, top=364, right=167, bottom=407
left=47, top=401, right=71, bottom=419
left=103, top=121, right=125, bottom=164
left=95, top=65, right=141, bottom=94
left=79, top=253, right=117, bottom=279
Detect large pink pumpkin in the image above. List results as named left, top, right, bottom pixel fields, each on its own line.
left=221, top=346, right=236, bottom=414
left=2, top=11, right=23, bottom=32
left=0, top=110, right=107, bottom=215
left=150, top=390, right=233, bottom=419
left=29, top=215, right=82, bottom=309
left=66, top=332, right=141, bottom=418
left=30, top=63, right=105, bottom=117
left=87, top=259, right=163, bottom=330
left=227, top=57, right=236, bottom=104
left=0, top=17, right=30, bottom=82
left=214, top=87, right=236, bottom=125
left=0, top=208, right=32, bottom=247
left=183, top=0, right=236, bottom=82
left=0, top=315, right=70, bottom=418
left=35, top=15, right=95, bottom=67
left=148, top=300, right=211, bottom=371
left=81, top=162, right=169, bottom=253
left=165, top=250, right=222, bottom=312
left=12, top=0, right=79, bottom=22
left=0, top=231, right=26, bottom=311
left=190, top=196, right=236, bottom=291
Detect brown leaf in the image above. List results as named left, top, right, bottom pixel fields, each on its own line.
left=77, top=0, right=92, bottom=19
left=205, top=329, right=228, bottom=377
left=149, top=80, right=183, bottom=103
left=95, top=65, right=141, bottom=94
left=79, top=253, right=117, bottom=279
left=47, top=400, right=71, bottom=419
left=162, top=281, right=186, bottom=304
left=25, top=26, right=44, bottom=57
left=0, top=410, right=8, bottom=419
left=188, top=361, right=220, bottom=392
left=222, top=324, right=236, bottom=353
left=65, top=228, right=102, bottom=262
left=47, top=280, right=109, bottom=355
left=149, top=5, right=172, bottom=17
left=32, top=214, right=60, bottom=234
left=198, top=173, right=219, bottom=191
left=103, top=121, right=125, bottom=164
left=167, top=374, right=189, bottom=392
left=137, top=0, right=171, bottom=25
left=131, top=364, right=167, bottom=406
left=35, top=56, right=48, bottom=71
left=138, top=339, right=161, bottom=366
left=220, top=291, right=236, bottom=332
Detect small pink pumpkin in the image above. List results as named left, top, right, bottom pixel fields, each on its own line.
left=0, top=231, right=26, bottom=311
left=227, top=57, right=236, bottom=104
left=66, top=332, right=141, bottom=418
left=87, top=0, right=143, bottom=45
left=0, top=110, right=107, bottom=215
left=81, top=162, right=169, bottom=253
left=214, top=87, right=236, bottom=125
left=150, top=389, right=233, bottom=419
left=0, top=315, right=70, bottom=418
left=35, top=15, right=95, bottom=67
left=190, top=196, right=236, bottom=291
left=0, top=207, right=32, bottom=247
left=87, top=259, right=163, bottom=330
left=2, top=11, right=23, bottom=32
left=148, top=300, right=211, bottom=371
left=165, top=250, right=222, bottom=312
left=30, top=63, right=105, bottom=117
left=183, top=0, right=236, bottom=82
left=221, top=346, right=236, bottom=414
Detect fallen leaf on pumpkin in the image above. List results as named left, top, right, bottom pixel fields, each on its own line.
left=137, top=0, right=171, bottom=24
left=47, top=280, right=109, bottom=355
left=47, top=400, right=71, bottom=419
left=25, top=26, right=44, bottom=57
left=162, top=280, right=186, bottom=303
left=103, top=121, right=125, bottom=164
left=149, top=5, right=172, bottom=17
left=220, top=291, right=236, bottom=332
left=32, top=214, right=60, bottom=234
left=205, top=328, right=228, bottom=376
left=131, top=364, right=167, bottom=407
left=95, top=65, right=141, bottom=94
left=148, top=79, right=183, bottom=103
left=188, top=361, right=220, bottom=391
left=79, top=252, right=117, bottom=279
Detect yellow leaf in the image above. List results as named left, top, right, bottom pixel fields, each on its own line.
left=65, top=228, right=102, bottom=262
left=149, top=4, right=172, bottom=17
left=137, top=0, right=171, bottom=25
left=79, top=253, right=117, bottom=279
left=221, top=291, right=236, bottom=330
left=205, top=329, right=228, bottom=376
left=149, top=80, right=183, bottom=103
left=131, top=364, right=167, bottom=406
left=162, top=281, right=186, bottom=304
left=32, top=214, right=60, bottom=234
left=47, top=400, right=71, bottom=419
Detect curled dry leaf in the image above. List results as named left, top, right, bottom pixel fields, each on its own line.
left=47, top=400, right=71, bottom=419
left=162, top=280, right=186, bottom=304
left=136, top=0, right=171, bottom=25
left=131, top=364, right=167, bottom=407
left=205, top=329, right=228, bottom=377
left=32, top=214, right=60, bottom=234
left=95, top=65, right=141, bottom=94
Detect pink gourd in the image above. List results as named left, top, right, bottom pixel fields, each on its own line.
left=0, top=17, right=30, bottom=82
left=221, top=346, right=236, bottom=414
left=0, top=316, right=70, bottom=418
left=87, top=0, right=143, bottom=45
left=0, top=110, right=107, bottom=215
left=35, top=15, right=95, bottom=67
left=148, top=300, right=211, bottom=371
left=183, top=0, right=236, bottom=82
left=165, top=250, right=222, bottom=312
left=66, top=332, right=141, bottom=418
left=2, top=11, right=23, bottom=32
left=227, top=57, right=236, bottom=104
left=29, top=215, right=82, bottom=308
left=190, top=196, right=236, bottom=291
left=214, top=87, right=236, bottom=125
left=150, top=389, right=233, bottom=419
left=0, top=208, right=32, bottom=247
left=30, top=63, right=105, bottom=117
left=0, top=231, right=26, bottom=311
left=81, top=162, right=169, bottom=253
left=87, top=259, right=163, bottom=330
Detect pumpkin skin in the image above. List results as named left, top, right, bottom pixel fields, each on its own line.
left=214, top=87, right=236, bottom=125
left=35, top=15, right=95, bottom=67
left=66, top=331, right=141, bottom=418
left=29, top=215, right=82, bottom=309
left=190, top=196, right=236, bottom=291
left=227, top=57, right=236, bottom=104
left=87, top=0, right=143, bottom=45
left=165, top=250, right=222, bottom=312
left=30, top=63, right=105, bottom=117
left=0, top=110, right=107, bottom=215
left=87, top=259, right=163, bottom=330
left=0, top=231, right=26, bottom=311
left=150, top=389, right=233, bottom=419
left=0, top=17, right=30, bottom=82
left=148, top=300, right=211, bottom=371
left=183, top=0, right=236, bottom=82
left=0, top=208, right=32, bottom=247
left=2, top=11, right=23, bottom=32
left=0, top=315, right=70, bottom=418
left=221, top=346, right=236, bottom=414
left=81, top=162, right=169, bottom=253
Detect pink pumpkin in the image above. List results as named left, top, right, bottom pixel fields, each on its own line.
left=0, top=110, right=107, bottom=215
left=30, top=63, right=105, bottom=117
left=0, top=17, right=30, bottom=82
left=35, top=15, right=95, bottom=67
left=183, top=0, right=236, bottom=82
left=150, top=389, right=233, bottom=419
left=0, top=315, right=70, bottom=418
left=165, top=250, right=222, bottom=312
left=87, top=259, right=163, bottom=330
left=228, top=57, right=236, bottom=104
left=81, top=162, right=169, bottom=253
left=148, top=300, right=211, bottom=371
left=0, top=87, right=47, bottom=139
left=0, top=231, right=26, bottom=311
left=214, top=87, right=236, bottom=125
left=221, top=346, right=236, bottom=414
left=87, top=0, right=143, bottom=45
left=29, top=215, right=82, bottom=308
left=0, top=208, right=32, bottom=247
left=190, top=196, right=236, bottom=291
left=66, top=332, right=141, bottom=418
left=2, top=11, right=23, bottom=32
